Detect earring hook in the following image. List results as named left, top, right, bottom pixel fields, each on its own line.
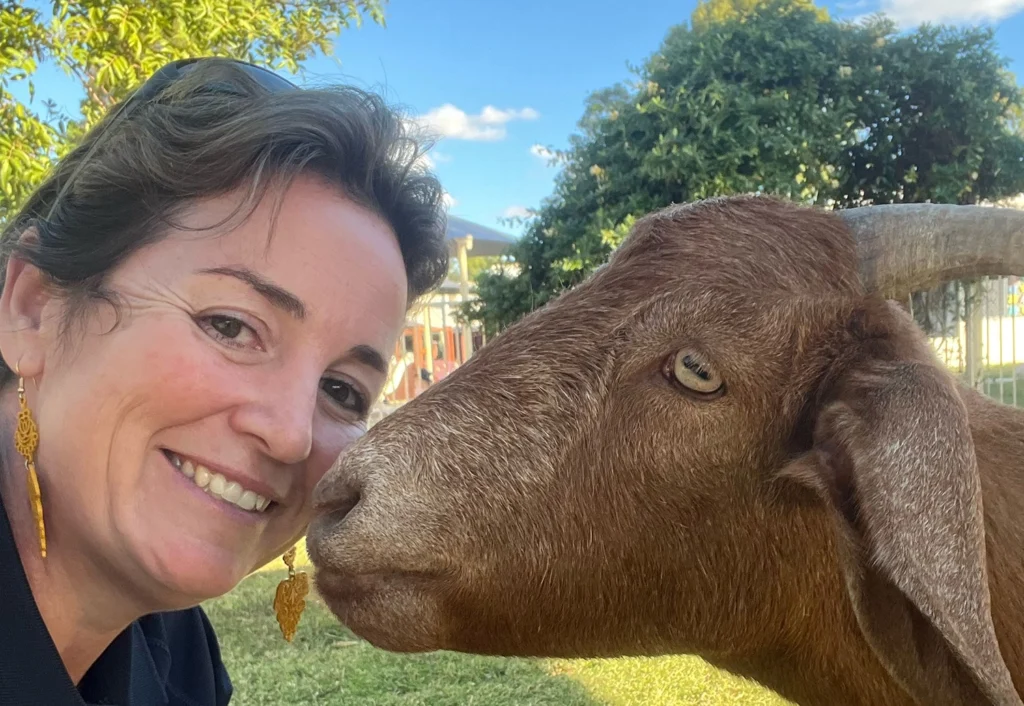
left=14, top=360, right=38, bottom=390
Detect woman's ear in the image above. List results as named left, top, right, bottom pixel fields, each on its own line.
left=0, top=230, right=57, bottom=378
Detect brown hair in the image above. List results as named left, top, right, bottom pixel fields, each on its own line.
left=0, top=58, right=450, bottom=377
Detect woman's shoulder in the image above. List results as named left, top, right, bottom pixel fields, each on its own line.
left=133, top=606, right=234, bottom=706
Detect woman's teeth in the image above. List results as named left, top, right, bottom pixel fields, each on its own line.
left=167, top=452, right=272, bottom=513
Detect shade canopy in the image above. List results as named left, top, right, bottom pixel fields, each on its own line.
left=445, top=214, right=518, bottom=257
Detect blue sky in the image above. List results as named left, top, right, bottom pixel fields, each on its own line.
left=19, top=0, right=1024, bottom=239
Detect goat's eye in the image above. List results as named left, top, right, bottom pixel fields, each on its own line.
left=667, top=350, right=724, bottom=396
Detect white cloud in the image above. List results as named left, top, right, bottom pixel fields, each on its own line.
left=502, top=205, right=532, bottom=219
left=871, top=0, right=1024, bottom=25
left=443, top=192, right=458, bottom=208
left=414, top=104, right=540, bottom=142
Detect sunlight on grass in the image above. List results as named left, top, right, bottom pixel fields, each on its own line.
left=549, top=656, right=793, bottom=705
left=206, top=569, right=794, bottom=705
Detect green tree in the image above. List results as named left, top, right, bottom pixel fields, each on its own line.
left=466, top=0, right=1024, bottom=336
left=0, top=0, right=386, bottom=222
left=835, top=23, right=1024, bottom=206
left=691, top=0, right=828, bottom=32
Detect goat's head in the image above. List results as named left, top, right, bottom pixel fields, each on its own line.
left=306, top=196, right=1024, bottom=705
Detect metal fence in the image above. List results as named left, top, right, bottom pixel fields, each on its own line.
left=910, top=276, right=1023, bottom=408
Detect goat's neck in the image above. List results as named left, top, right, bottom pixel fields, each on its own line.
left=736, top=392, right=1024, bottom=706
left=702, top=518, right=921, bottom=706
left=969, top=391, right=1024, bottom=696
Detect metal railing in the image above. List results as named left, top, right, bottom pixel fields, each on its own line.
left=912, top=276, right=1023, bottom=408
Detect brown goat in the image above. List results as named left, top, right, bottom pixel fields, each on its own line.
left=306, top=195, right=1024, bottom=706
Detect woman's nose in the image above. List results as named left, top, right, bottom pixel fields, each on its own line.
left=230, top=371, right=318, bottom=465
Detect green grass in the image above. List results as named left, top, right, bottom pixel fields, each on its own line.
left=548, top=657, right=792, bottom=705
left=204, top=560, right=792, bottom=705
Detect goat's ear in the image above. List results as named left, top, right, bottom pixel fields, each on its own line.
left=782, top=305, right=1020, bottom=706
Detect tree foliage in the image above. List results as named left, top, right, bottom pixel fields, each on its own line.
left=0, top=0, right=386, bottom=221
left=467, top=0, right=1024, bottom=336
left=691, top=0, right=828, bottom=32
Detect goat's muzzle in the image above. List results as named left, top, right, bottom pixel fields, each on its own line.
left=305, top=439, right=456, bottom=653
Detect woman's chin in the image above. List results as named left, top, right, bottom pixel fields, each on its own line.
left=126, top=482, right=274, bottom=603
left=137, top=535, right=257, bottom=606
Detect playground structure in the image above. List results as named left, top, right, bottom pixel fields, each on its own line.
left=383, top=214, right=516, bottom=404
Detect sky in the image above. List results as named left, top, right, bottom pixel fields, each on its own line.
left=19, top=0, right=1024, bottom=239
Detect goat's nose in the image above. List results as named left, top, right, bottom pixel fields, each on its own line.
left=311, top=461, right=363, bottom=519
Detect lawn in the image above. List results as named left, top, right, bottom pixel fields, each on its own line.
left=202, top=550, right=792, bottom=705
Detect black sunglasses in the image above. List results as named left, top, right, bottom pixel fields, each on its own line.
left=124, top=57, right=299, bottom=109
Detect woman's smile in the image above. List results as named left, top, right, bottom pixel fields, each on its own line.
left=162, top=449, right=277, bottom=517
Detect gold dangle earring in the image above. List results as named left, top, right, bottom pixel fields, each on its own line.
left=273, top=545, right=308, bottom=642
left=14, top=365, right=45, bottom=558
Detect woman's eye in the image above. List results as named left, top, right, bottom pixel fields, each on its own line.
left=211, top=316, right=243, bottom=338
left=198, top=314, right=262, bottom=351
left=321, top=377, right=368, bottom=415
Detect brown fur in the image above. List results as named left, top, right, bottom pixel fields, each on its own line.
left=305, top=195, right=1024, bottom=706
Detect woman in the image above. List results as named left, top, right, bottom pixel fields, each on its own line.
left=0, top=57, right=450, bottom=705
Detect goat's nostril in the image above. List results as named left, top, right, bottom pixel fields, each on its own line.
left=312, top=475, right=363, bottom=520
left=322, top=486, right=360, bottom=523
left=335, top=488, right=360, bottom=521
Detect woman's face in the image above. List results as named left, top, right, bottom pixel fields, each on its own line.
left=0, top=173, right=409, bottom=606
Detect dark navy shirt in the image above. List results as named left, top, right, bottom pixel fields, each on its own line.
left=0, top=492, right=233, bottom=706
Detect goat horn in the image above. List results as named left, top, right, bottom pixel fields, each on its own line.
left=838, top=203, right=1024, bottom=300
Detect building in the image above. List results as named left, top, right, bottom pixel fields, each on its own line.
left=383, top=215, right=518, bottom=404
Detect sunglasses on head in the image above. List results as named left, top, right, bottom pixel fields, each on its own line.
left=124, top=56, right=299, bottom=109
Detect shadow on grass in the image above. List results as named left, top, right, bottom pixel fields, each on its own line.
left=203, top=570, right=602, bottom=706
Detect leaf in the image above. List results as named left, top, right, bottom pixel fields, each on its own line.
left=0, top=0, right=387, bottom=223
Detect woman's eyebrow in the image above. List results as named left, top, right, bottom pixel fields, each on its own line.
left=197, top=266, right=306, bottom=319
left=198, top=266, right=389, bottom=375
left=344, top=344, right=389, bottom=375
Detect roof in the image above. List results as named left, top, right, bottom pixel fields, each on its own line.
left=445, top=214, right=518, bottom=257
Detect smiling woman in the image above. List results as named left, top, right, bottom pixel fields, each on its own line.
left=0, top=57, right=449, bottom=706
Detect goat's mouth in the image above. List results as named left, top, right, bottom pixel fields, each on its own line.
left=312, top=565, right=452, bottom=652
left=305, top=511, right=457, bottom=652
